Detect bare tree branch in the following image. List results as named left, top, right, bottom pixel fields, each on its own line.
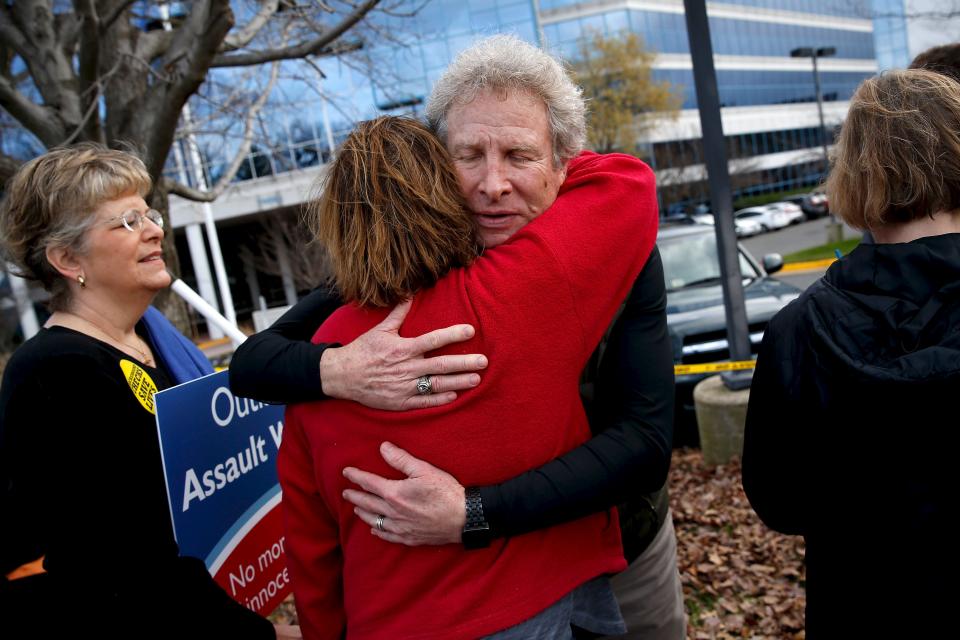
left=137, top=29, right=174, bottom=63
left=100, top=0, right=138, bottom=33
left=74, top=0, right=104, bottom=143
left=378, top=0, right=430, bottom=18
left=6, top=1, right=84, bottom=130
left=142, top=0, right=234, bottom=179
left=54, top=9, right=81, bottom=59
left=239, top=212, right=330, bottom=291
left=0, top=75, right=65, bottom=146
left=61, top=57, right=124, bottom=145
left=0, top=5, right=32, bottom=62
left=209, top=65, right=282, bottom=191
left=163, top=177, right=219, bottom=202
left=164, top=51, right=282, bottom=203
left=221, top=0, right=280, bottom=51
left=210, top=0, right=379, bottom=68
left=847, top=0, right=960, bottom=20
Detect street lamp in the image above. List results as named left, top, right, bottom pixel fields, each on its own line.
left=791, top=46, right=836, bottom=175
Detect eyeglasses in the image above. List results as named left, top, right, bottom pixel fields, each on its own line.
left=102, top=208, right=165, bottom=232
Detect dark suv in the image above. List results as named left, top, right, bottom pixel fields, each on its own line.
left=658, top=223, right=802, bottom=446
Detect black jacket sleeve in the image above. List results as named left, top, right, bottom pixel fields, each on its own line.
left=741, top=312, right=809, bottom=535
left=229, top=286, right=343, bottom=403
left=479, top=247, right=675, bottom=538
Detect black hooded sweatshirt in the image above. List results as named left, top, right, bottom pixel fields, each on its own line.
left=743, top=233, right=958, bottom=637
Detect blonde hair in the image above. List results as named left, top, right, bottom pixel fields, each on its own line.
left=0, top=143, right=152, bottom=310
left=307, top=117, right=478, bottom=307
left=826, top=69, right=960, bottom=229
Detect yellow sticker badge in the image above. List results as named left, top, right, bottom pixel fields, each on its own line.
left=119, top=359, right=158, bottom=415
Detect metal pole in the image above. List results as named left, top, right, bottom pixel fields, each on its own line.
left=682, top=0, right=752, bottom=367
left=170, top=278, right=247, bottom=345
left=6, top=266, right=39, bottom=339
left=173, top=133, right=224, bottom=340
left=812, top=52, right=830, bottom=174
left=184, top=129, right=239, bottom=336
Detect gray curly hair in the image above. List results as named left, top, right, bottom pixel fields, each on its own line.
left=425, top=34, right=586, bottom=167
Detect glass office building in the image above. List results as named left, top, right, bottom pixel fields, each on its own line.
left=176, top=0, right=910, bottom=205
left=166, top=0, right=908, bottom=317
left=358, top=0, right=888, bottom=204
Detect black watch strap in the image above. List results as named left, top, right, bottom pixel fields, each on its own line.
left=462, top=486, right=492, bottom=549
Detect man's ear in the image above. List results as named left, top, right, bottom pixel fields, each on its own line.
left=45, top=244, right=83, bottom=280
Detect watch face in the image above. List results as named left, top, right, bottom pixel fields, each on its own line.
left=462, top=523, right=492, bottom=550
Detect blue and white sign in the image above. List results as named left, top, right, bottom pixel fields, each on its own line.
left=155, top=370, right=292, bottom=613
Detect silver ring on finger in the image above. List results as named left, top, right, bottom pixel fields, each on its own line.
left=376, top=514, right=386, bottom=532
left=416, top=375, right=433, bottom=395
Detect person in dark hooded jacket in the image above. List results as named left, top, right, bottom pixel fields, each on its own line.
left=742, top=69, right=960, bottom=637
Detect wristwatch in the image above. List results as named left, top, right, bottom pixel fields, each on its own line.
left=462, top=486, right=492, bottom=549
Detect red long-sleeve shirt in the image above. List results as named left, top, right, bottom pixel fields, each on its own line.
left=279, top=151, right=659, bottom=640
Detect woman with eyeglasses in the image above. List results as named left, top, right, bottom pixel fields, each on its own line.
left=0, top=144, right=287, bottom=639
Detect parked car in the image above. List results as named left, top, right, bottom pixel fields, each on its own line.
left=663, top=212, right=715, bottom=226
left=802, top=191, right=830, bottom=218
left=733, top=216, right=763, bottom=237
left=782, top=192, right=830, bottom=219
left=658, top=223, right=802, bottom=446
left=665, top=211, right=762, bottom=238
left=767, top=201, right=805, bottom=225
left=734, top=205, right=791, bottom=232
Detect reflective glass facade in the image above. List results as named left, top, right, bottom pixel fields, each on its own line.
left=655, top=69, right=875, bottom=108
left=871, top=0, right=910, bottom=70
left=544, top=13, right=875, bottom=60
left=654, top=125, right=835, bottom=203
left=364, top=0, right=880, bottom=123
left=168, top=0, right=897, bottom=199
left=538, top=0, right=870, bottom=15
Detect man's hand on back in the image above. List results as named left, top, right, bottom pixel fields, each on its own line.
left=342, top=442, right=467, bottom=546
left=319, top=299, right=488, bottom=410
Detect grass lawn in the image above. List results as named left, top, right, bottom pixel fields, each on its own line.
left=784, top=237, right=860, bottom=263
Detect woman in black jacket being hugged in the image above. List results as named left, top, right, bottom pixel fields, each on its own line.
left=743, top=69, right=960, bottom=637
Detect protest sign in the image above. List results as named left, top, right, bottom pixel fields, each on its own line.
left=155, top=371, right=291, bottom=614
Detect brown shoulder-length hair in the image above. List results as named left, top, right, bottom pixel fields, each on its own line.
left=826, top=69, right=960, bottom=230
left=307, top=116, right=478, bottom=307
left=910, top=42, right=960, bottom=85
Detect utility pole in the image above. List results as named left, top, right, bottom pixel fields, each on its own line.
left=683, top=0, right=752, bottom=386
left=791, top=46, right=836, bottom=175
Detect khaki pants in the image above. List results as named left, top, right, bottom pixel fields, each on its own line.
left=605, top=510, right=686, bottom=640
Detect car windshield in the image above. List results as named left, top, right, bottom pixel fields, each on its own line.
left=660, top=232, right=760, bottom=292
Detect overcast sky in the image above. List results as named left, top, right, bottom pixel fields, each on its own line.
left=905, top=0, right=960, bottom=58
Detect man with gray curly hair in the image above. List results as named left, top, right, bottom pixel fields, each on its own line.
left=343, top=35, right=683, bottom=639
left=231, top=34, right=682, bottom=638
left=426, top=34, right=588, bottom=167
